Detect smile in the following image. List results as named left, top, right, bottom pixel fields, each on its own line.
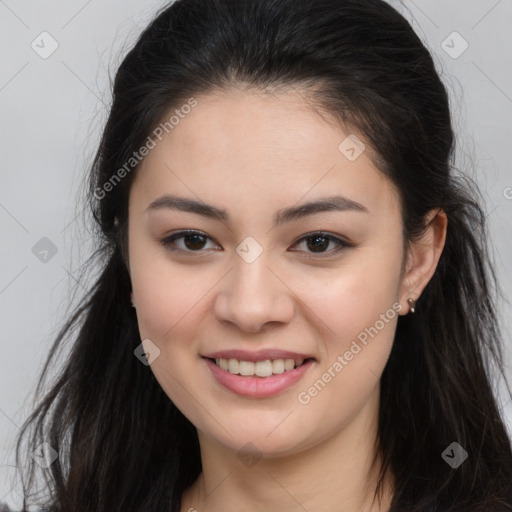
left=202, top=357, right=316, bottom=398
left=212, top=357, right=308, bottom=377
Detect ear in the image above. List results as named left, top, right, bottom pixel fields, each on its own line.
left=398, top=208, right=448, bottom=315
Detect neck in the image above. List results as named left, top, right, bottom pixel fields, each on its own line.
left=181, top=387, right=394, bottom=512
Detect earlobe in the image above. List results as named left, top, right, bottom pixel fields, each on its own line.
left=398, top=208, right=448, bottom=315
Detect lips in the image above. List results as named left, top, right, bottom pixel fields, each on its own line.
left=202, top=349, right=315, bottom=362
left=201, top=348, right=317, bottom=398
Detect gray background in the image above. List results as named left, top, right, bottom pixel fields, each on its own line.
left=1, top=0, right=511, bottom=507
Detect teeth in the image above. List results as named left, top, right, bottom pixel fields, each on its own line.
left=228, top=358, right=239, bottom=374
left=239, top=361, right=255, bottom=376
left=284, top=359, right=295, bottom=371
left=272, top=359, right=285, bottom=374
left=213, top=357, right=307, bottom=376
left=255, top=360, right=273, bottom=377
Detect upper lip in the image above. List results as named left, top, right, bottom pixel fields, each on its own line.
left=202, top=349, right=315, bottom=362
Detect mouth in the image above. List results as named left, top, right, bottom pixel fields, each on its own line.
left=201, top=355, right=316, bottom=398
left=204, top=356, right=314, bottom=377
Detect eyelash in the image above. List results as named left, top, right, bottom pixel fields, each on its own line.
left=160, top=230, right=352, bottom=258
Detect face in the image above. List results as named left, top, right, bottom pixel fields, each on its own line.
left=127, top=89, right=407, bottom=458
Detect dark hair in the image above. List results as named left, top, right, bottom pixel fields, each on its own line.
left=11, top=0, right=512, bottom=511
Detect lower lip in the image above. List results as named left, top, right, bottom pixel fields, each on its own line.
left=202, top=357, right=315, bottom=398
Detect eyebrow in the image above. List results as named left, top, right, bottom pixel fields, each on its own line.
left=145, top=194, right=369, bottom=226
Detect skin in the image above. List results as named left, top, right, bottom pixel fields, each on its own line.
left=126, top=88, right=447, bottom=512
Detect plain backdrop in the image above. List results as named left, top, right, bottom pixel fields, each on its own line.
left=1, top=0, right=512, bottom=508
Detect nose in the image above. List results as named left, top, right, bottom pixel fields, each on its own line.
left=213, top=252, right=295, bottom=333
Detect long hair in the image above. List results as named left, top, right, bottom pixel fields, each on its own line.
left=11, top=0, right=512, bottom=511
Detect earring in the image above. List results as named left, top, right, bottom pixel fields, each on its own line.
left=407, top=298, right=416, bottom=314
left=130, top=291, right=135, bottom=308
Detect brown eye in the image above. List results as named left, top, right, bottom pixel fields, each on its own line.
left=161, top=230, right=218, bottom=252
left=292, top=232, right=351, bottom=256
left=161, top=230, right=351, bottom=257
left=181, top=233, right=207, bottom=250
left=306, top=234, right=330, bottom=253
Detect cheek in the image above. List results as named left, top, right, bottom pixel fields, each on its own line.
left=293, top=244, right=402, bottom=403
left=297, top=248, right=402, bottom=345
left=129, top=256, right=213, bottom=424
left=292, top=280, right=399, bottom=441
left=304, top=272, right=398, bottom=336
left=129, top=239, right=215, bottom=339
left=127, top=233, right=403, bottom=450
left=301, top=278, right=399, bottom=412
left=131, top=233, right=403, bottom=349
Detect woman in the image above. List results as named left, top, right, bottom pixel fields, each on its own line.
left=4, top=0, right=512, bottom=511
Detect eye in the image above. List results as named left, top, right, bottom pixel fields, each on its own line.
left=161, top=230, right=219, bottom=252
left=291, top=231, right=352, bottom=257
left=160, top=230, right=352, bottom=256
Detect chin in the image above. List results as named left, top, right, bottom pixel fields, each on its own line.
left=203, top=418, right=318, bottom=458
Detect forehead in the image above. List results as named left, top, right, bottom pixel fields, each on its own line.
left=129, top=89, right=400, bottom=221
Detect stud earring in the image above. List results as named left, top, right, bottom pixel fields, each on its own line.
left=130, top=291, right=135, bottom=308
left=407, top=298, right=416, bottom=314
